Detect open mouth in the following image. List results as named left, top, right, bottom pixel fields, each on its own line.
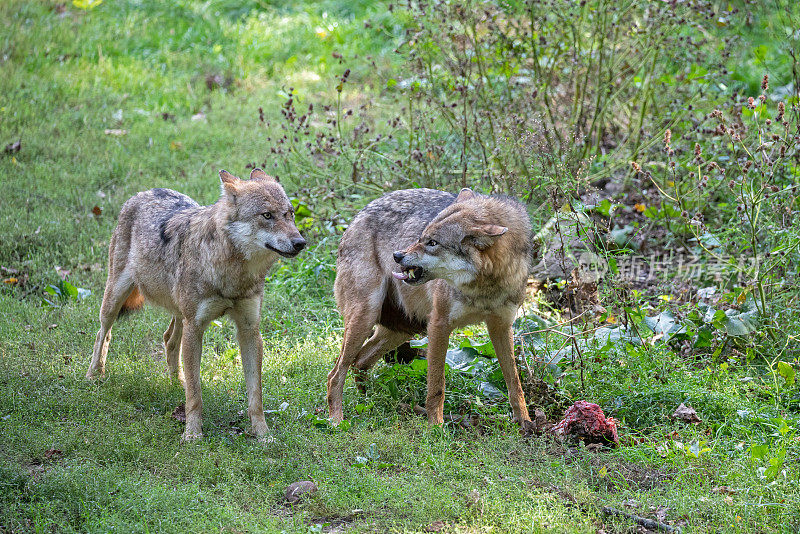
left=392, top=265, right=424, bottom=284
left=265, top=243, right=298, bottom=258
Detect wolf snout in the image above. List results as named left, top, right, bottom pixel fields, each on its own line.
left=291, top=237, right=307, bottom=252
left=393, top=251, right=405, bottom=263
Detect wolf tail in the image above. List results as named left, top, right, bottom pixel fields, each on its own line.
left=118, top=287, right=145, bottom=317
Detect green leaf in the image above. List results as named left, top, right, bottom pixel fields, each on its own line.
left=724, top=308, right=759, bottom=336
left=777, top=361, right=796, bottom=385
left=750, top=444, right=769, bottom=461
left=459, top=337, right=495, bottom=357
left=644, top=310, right=683, bottom=336
left=72, top=0, right=103, bottom=9
left=595, top=199, right=615, bottom=217
left=45, top=285, right=60, bottom=296
left=409, top=337, right=429, bottom=348
left=444, top=347, right=481, bottom=373
left=753, top=45, right=768, bottom=64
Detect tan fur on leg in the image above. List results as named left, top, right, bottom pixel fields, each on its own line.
left=486, top=316, right=530, bottom=423
left=229, top=298, right=269, bottom=441
left=164, top=316, right=184, bottom=382
left=180, top=320, right=204, bottom=441
left=327, top=313, right=377, bottom=424
left=424, top=314, right=452, bottom=425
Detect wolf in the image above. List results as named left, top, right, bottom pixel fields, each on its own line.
left=86, top=168, right=306, bottom=442
left=327, top=187, right=533, bottom=427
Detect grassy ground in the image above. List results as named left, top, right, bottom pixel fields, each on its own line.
left=1, top=1, right=799, bottom=532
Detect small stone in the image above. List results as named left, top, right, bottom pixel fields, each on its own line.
left=284, top=481, right=317, bottom=504
left=672, top=403, right=701, bottom=424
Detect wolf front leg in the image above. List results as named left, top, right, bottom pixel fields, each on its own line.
left=425, top=314, right=453, bottom=425
left=229, top=299, right=269, bottom=441
left=486, top=315, right=530, bottom=424
left=180, top=320, right=205, bottom=441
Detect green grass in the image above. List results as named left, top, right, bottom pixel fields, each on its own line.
left=1, top=1, right=799, bottom=532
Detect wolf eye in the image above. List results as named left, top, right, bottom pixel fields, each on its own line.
left=426, top=239, right=438, bottom=247
left=262, top=212, right=272, bottom=220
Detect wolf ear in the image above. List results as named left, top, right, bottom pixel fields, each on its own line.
left=249, top=168, right=275, bottom=181
left=456, top=188, right=477, bottom=202
left=219, top=170, right=240, bottom=197
left=463, top=224, right=508, bottom=250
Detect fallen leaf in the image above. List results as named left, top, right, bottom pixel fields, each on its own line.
left=92, top=205, right=102, bottom=217
left=712, top=486, right=737, bottom=495
left=672, top=403, right=701, bottom=423
left=172, top=403, right=186, bottom=423
left=191, top=111, right=206, bottom=121
left=3, top=139, right=21, bottom=154
left=3, top=278, right=17, bottom=284
left=55, top=266, right=71, bottom=280
left=425, top=521, right=445, bottom=532
left=47, top=324, right=58, bottom=330
left=169, top=141, right=183, bottom=151
left=634, top=203, right=646, bottom=213
left=96, top=190, right=106, bottom=199
left=104, top=129, right=128, bottom=136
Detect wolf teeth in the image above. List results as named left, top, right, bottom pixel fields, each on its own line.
left=407, top=269, right=415, bottom=280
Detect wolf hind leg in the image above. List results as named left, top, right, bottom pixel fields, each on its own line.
left=353, top=326, right=411, bottom=392
left=164, top=316, right=184, bottom=382
left=86, top=270, right=136, bottom=379
left=327, top=310, right=379, bottom=424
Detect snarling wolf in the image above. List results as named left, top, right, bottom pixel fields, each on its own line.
left=87, top=169, right=306, bottom=441
left=327, top=187, right=533, bottom=426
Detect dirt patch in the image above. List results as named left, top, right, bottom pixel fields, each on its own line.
left=24, top=449, right=64, bottom=482
left=598, top=460, right=674, bottom=491
left=544, top=442, right=674, bottom=491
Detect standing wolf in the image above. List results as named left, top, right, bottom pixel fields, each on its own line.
left=87, top=168, right=306, bottom=441
left=327, top=188, right=533, bottom=427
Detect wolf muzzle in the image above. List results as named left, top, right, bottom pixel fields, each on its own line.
left=392, top=250, right=425, bottom=284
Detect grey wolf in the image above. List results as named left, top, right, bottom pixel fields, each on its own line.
left=327, top=187, right=533, bottom=426
left=86, top=168, right=306, bottom=442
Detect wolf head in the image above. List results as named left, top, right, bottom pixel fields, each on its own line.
left=219, top=168, right=306, bottom=259
left=392, top=188, right=517, bottom=287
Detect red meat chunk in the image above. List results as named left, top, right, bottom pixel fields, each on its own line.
left=552, top=401, right=619, bottom=446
